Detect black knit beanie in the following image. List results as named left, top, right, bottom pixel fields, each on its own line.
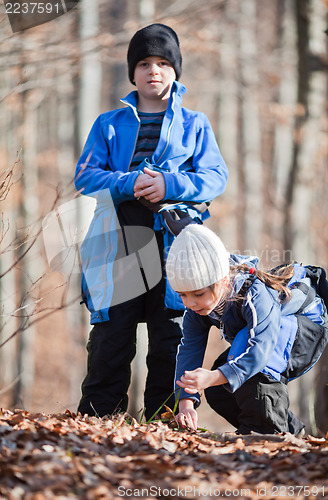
left=127, top=23, right=182, bottom=84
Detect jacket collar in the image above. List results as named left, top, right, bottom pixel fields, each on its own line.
left=120, top=81, right=187, bottom=114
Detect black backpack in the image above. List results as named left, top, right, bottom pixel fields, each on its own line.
left=235, top=263, right=328, bottom=382
left=282, top=265, right=328, bottom=381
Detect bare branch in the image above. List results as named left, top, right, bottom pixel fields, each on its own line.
left=0, top=295, right=80, bottom=349
left=0, top=151, right=22, bottom=202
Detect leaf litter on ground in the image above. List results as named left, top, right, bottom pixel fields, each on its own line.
left=0, top=408, right=327, bottom=499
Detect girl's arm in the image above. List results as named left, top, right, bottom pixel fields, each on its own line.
left=177, top=367, right=228, bottom=393
left=176, top=370, right=228, bottom=430
left=219, top=281, right=282, bottom=393
left=174, top=310, right=211, bottom=407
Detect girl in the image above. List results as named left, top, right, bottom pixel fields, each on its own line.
left=165, top=224, right=328, bottom=434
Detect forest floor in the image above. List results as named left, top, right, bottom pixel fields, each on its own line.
left=0, top=409, right=327, bottom=500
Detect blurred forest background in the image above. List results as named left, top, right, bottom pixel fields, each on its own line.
left=0, top=0, right=327, bottom=434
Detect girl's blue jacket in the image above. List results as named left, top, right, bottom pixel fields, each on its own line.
left=74, top=82, right=228, bottom=319
left=175, top=257, right=327, bottom=406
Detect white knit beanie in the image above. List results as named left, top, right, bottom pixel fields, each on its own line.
left=166, top=224, right=230, bottom=292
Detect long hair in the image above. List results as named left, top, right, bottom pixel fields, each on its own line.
left=230, top=262, right=295, bottom=303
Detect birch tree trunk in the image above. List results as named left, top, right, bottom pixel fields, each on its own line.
left=0, top=226, right=18, bottom=403
left=79, top=0, right=102, bottom=146
left=139, top=0, right=155, bottom=21
left=57, top=56, right=87, bottom=408
left=0, top=69, right=18, bottom=402
left=74, top=0, right=102, bottom=410
left=13, top=61, right=40, bottom=409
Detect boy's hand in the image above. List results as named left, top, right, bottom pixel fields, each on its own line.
left=133, top=172, right=152, bottom=195
left=133, top=167, right=166, bottom=203
left=176, top=399, right=198, bottom=430
left=177, top=368, right=227, bottom=394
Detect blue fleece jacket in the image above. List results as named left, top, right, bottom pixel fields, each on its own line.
left=75, top=82, right=228, bottom=319
left=75, top=81, right=228, bottom=204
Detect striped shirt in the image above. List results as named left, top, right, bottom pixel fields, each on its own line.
left=129, top=111, right=165, bottom=171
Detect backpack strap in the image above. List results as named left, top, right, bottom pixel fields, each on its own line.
left=304, top=265, right=328, bottom=312
left=290, top=281, right=317, bottom=314
left=235, top=277, right=255, bottom=322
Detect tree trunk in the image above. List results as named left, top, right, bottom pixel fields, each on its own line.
left=0, top=68, right=18, bottom=403
left=272, top=0, right=297, bottom=261
left=283, top=0, right=310, bottom=253
left=57, top=58, right=88, bottom=409
left=286, top=0, right=327, bottom=433
left=237, top=0, right=263, bottom=254
left=212, top=0, right=239, bottom=252
left=13, top=59, right=40, bottom=409
left=78, top=0, right=102, bottom=147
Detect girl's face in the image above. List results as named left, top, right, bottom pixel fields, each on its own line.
left=178, top=278, right=229, bottom=315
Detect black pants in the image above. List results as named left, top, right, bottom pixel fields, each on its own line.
left=205, top=349, right=304, bottom=435
left=77, top=278, right=183, bottom=421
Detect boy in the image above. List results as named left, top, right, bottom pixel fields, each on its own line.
left=75, top=24, right=228, bottom=420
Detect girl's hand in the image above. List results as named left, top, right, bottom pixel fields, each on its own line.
left=176, top=399, right=198, bottom=430
left=133, top=167, right=166, bottom=202
left=177, top=368, right=227, bottom=394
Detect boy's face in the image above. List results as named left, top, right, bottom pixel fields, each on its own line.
left=133, top=56, right=176, bottom=107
